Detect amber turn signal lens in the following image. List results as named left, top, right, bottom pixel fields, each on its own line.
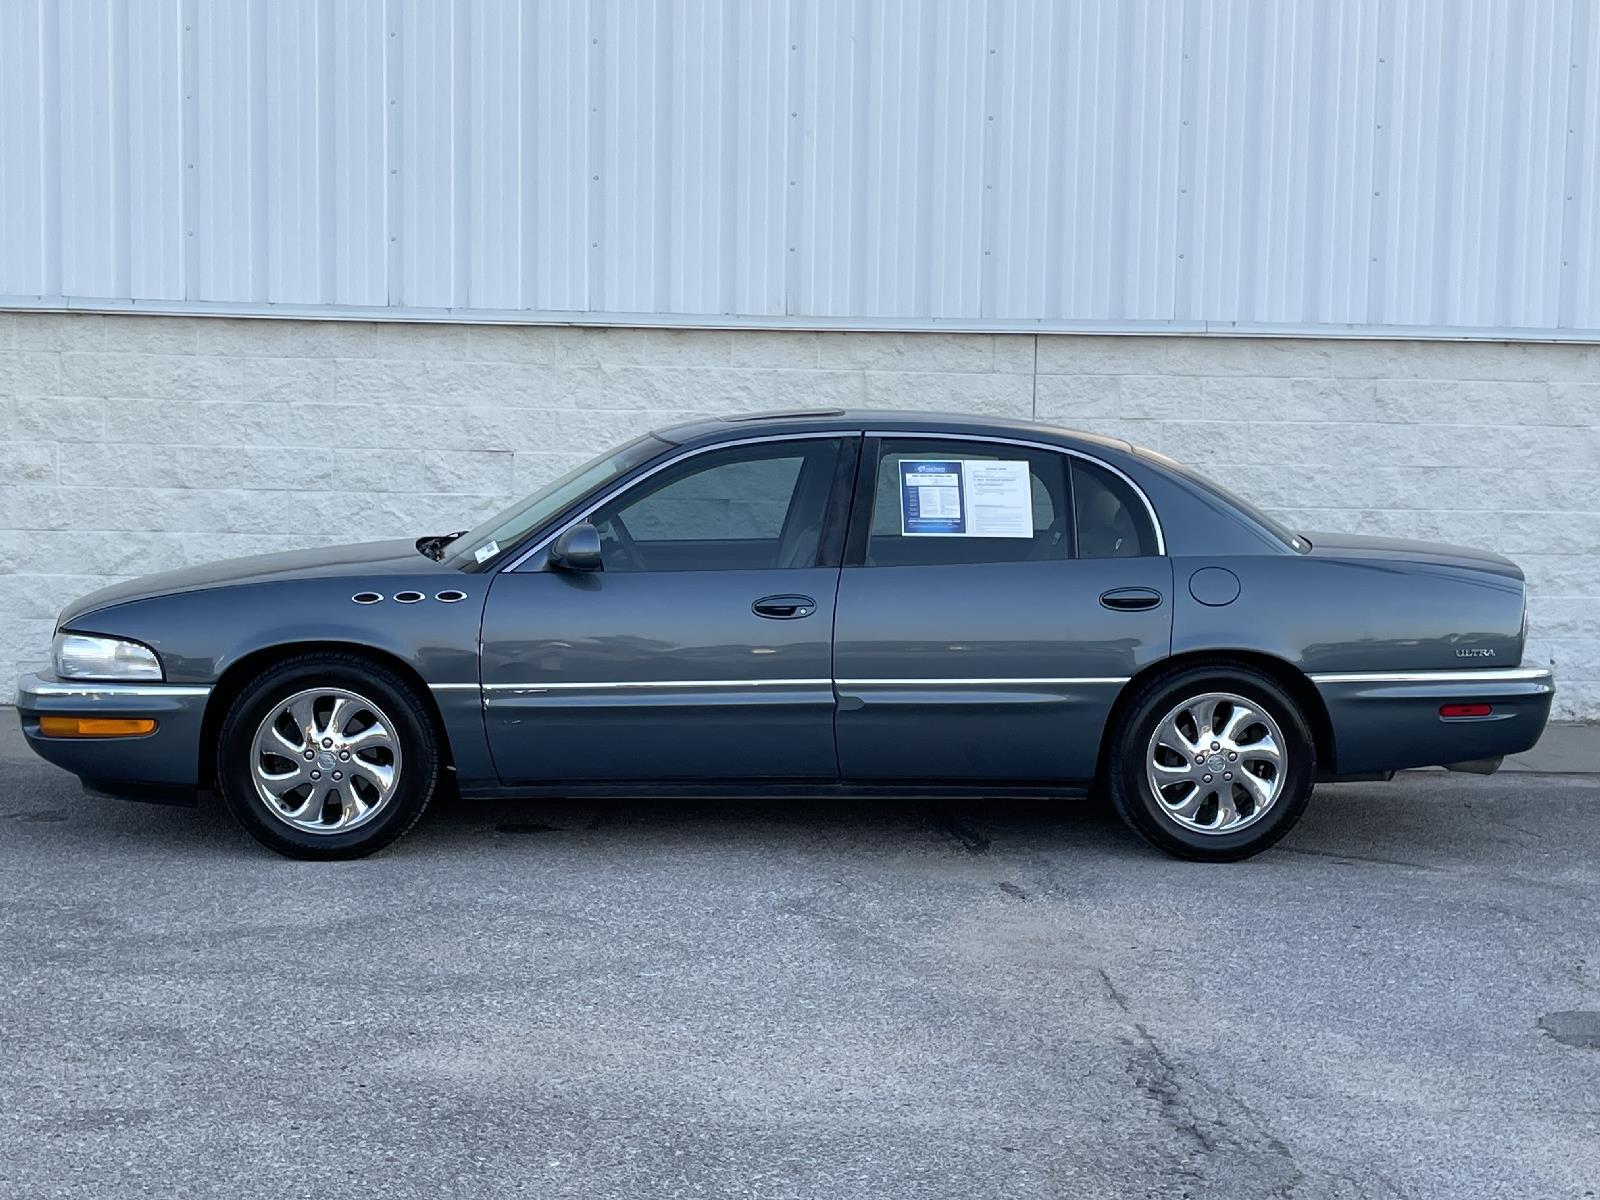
left=38, top=716, right=157, bottom=738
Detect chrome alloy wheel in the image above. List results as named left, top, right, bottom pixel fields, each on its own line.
left=1144, top=691, right=1286, bottom=835
left=249, top=687, right=402, bottom=834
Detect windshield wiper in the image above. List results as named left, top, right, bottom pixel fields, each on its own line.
left=415, top=530, right=467, bottom=561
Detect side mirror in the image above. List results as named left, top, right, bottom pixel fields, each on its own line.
left=549, top=522, right=604, bottom=572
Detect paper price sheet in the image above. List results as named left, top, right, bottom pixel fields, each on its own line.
left=898, top=459, right=1033, bottom=538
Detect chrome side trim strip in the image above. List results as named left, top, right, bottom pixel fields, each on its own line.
left=481, top=676, right=1127, bottom=692
left=485, top=678, right=833, bottom=692
left=427, top=682, right=482, bottom=692
left=863, top=429, right=1167, bottom=556
left=1308, top=667, right=1554, bottom=685
left=21, top=680, right=213, bottom=699
left=836, top=676, right=1130, bottom=687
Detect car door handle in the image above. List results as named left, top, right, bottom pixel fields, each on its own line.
left=1099, top=587, right=1163, bottom=612
left=752, top=594, right=817, bottom=620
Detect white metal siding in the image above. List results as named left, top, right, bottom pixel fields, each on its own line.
left=2, top=0, right=1597, bottom=337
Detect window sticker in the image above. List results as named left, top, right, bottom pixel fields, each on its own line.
left=899, top=460, right=966, bottom=535
left=473, top=539, right=500, bottom=564
left=898, top=459, right=1033, bottom=538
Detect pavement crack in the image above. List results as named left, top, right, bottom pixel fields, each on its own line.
left=1097, top=967, right=1311, bottom=1195
left=1097, top=968, right=1219, bottom=1156
left=924, top=805, right=991, bottom=854
left=1276, top=846, right=1443, bottom=871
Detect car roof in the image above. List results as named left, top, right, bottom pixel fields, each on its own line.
left=654, top=409, right=1136, bottom=458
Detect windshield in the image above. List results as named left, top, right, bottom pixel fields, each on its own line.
left=444, top=434, right=669, bottom=567
left=1138, top=449, right=1307, bottom=552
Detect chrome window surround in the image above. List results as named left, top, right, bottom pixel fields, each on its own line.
left=502, top=429, right=1167, bottom=571
left=862, top=429, right=1166, bottom=557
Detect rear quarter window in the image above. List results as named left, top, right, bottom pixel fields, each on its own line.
left=1071, top=458, right=1159, bottom=558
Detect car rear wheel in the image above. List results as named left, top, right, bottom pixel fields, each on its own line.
left=1106, top=664, right=1315, bottom=861
left=217, top=653, right=440, bottom=860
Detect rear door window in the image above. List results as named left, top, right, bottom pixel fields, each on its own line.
left=859, top=439, right=1072, bottom=567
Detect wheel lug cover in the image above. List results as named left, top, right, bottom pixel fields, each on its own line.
left=310, top=770, right=321, bottom=780
left=1202, top=773, right=1212, bottom=782
left=303, top=750, right=314, bottom=760
left=339, top=750, right=349, bottom=760
left=1224, top=772, right=1233, bottom=780
left=322, top=738, right=333, bottom=748
left=333, top=771, right=343, bottom=781
left=1228, top=751, right=1237, bottom=760
left=1210, top=741, right=1220, bottom=750
left=1195, top=754, right=1206, bottom=763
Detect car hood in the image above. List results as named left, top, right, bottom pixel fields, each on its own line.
left=58, top=538, right=455, bottom=627
left=1302, top=531, right=1522, bottom=579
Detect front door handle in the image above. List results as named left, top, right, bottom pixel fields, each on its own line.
left=1100, top=587, right=1163, bottom=612
left=752, top=594, right=817, bottom=620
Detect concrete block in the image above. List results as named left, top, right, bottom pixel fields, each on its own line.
left=1499, top=510, right=1599, bottom=555
left=16, top=397, right=104, bottom=442
left=1033, top=374, right=1124, bottom=421
left=196, top=318, right=291, bottom=357
left=0, top=352, right=63, bottom=395
left=15, top=313, right=105, bottom=351
left=993, top=335, right=1036, bottom=373
left=421, top=449, right=517, bottom=494
left=1034, top=335, right=1169, bottom=375
left=819, top=332, right=997, bottom=372
left=239, top=357, right=336, bottom=404
left=600, top=366, right=866, bottom=413
left=281, top=321, right=379, bottom=358
left=863, top=370, right=1032, bottom=416
left=102, top=315, right=198, bottom=355
left=59, top=352, right=241, bottom=401
left=729, top=331, right=821, bottom=368
left=376, top=322, right=475, bottom=361
left=0, top=444, right=56, bottom=484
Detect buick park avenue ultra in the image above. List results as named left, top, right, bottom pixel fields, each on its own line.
left=18, top=411, right=1553, bottom=861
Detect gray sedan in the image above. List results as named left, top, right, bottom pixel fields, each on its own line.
left=16, top=410, right=1554, bottom=861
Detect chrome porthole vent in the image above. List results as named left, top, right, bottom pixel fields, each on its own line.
left=393, top=591, right=425, bottom=604
left=352, top=592, right=384, bottom=605
left=435, top=590, right=467, bottom=604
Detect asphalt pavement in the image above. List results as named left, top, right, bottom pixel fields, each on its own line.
left=1, top=719, right=1597, bottom=1200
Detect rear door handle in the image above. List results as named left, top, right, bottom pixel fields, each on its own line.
left=752, top=594, right=817, bottom=620
left=1099, top=587, right=1163, bottom=612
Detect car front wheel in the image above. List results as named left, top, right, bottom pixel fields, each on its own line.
left=1106, top=664, right=1315, bottom=861
left=217, top=653, right=440, bottom=860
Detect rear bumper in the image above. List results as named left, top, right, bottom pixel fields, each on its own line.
left=1311, top=667, right=1554, bottom=776
left=15, top=673, right=210, bottom=799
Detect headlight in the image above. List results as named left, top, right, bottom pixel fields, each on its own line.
left=52, top=633, right=164, bottom=681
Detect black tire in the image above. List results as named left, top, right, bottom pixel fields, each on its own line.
left=1105, top=663, right=1315, bottom=862
left=216, top=653, right=441, bottom=860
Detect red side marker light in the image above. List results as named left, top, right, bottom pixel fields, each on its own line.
left=1440, top=703, right=1492, bottom=718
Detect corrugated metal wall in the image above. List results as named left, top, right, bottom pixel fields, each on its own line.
left=2, top=0, right=1597, bottom=336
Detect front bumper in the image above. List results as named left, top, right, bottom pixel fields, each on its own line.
left=15, top=673, right=211, bottom=802
left=1311, top=666, right=1555, bottom=776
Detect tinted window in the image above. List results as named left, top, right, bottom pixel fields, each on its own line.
left=862, top=440, right=1071, bottom=567
left=1071, top=458, right=1159, bottom=558
left=586, top=439, right=842, bottom=572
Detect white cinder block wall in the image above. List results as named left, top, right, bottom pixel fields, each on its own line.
left=1, top=312, right=1595, bottom=720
